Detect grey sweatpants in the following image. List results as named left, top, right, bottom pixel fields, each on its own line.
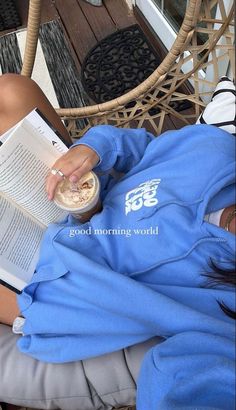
left=0, top=324, right=162, bottom=409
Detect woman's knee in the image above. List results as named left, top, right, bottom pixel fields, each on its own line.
left=0, top=74, right=48, bottom=134
left=0, top=73, right=38, bottom=113
left=0, top=73, right=71, bottom=143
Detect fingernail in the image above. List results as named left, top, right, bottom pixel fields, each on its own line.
left=48, top=194, right=52, bottom=201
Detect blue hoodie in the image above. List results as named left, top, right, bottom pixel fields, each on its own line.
left=17, top=124, right=235, bottom=409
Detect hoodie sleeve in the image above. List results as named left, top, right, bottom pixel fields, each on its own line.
left=71, top=125, right=155, bottom=173
left=137, top=332, right=236, bottom=410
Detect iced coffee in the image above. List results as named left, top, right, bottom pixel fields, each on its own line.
left=54, top=171, right=101, bottom=222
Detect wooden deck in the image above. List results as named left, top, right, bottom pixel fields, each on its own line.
left=2, top=0, right=194, bottom=133
left=14, top=0, right=136, bottom=72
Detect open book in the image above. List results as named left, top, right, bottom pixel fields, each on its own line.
left=0, top=109, right=70, bottom=293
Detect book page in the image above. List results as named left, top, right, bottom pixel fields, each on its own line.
left=0, top=118, right=67, bottom=226
left=0, top=108, right=69, bottom=154
left=26, top=109, right=70, bottom=153
left=0, top=195, right=44, bottom=290
left=0, top=124, right=17, bottom=145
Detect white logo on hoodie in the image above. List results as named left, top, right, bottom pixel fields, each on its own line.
left=125, top=179, right=161, bottom=215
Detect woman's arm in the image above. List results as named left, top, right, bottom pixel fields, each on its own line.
left=73, top=125, right=155, bottom=174
left=46, top=125, right=155, bottom=200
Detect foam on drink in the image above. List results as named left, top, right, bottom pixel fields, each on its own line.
left=54, top=171, right=101, bottom=218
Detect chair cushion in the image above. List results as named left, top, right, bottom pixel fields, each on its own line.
left=0, top=323, right=161, bottom=409
left=196, top=76, right=235, bottom=135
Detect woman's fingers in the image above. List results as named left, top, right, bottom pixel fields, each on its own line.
left=46, top=171, right=66, bottom=201
left=69, top=157, right=93, bottom=183
left=46, top=145, right=100, bottom=200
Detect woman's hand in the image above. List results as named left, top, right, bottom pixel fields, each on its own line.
left=46, top=144, right=100, bottom=200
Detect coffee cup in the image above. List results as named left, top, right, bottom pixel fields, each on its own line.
left=54, top=171, right=101, bottom=221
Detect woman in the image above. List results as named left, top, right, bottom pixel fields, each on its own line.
left=0, top=74, right=235, bottom=409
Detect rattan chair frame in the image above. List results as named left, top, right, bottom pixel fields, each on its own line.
left=21, top=0, right=234, bottom=138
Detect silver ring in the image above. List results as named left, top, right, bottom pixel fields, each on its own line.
left=50, top=168, right=65, bottom=178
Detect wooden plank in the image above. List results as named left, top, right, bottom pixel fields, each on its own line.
left=40, top=0, right=59, bottom=22
left=54, top=0, right=97, bottom=64
left=134, top=6, right=167, bottom=62
left=78, top=0, right=115, bottom=41
left=15, top=0, right=29, bottom=27
left=104, top=0, right=136, bottom=29
left=15, top=0, right=58, bottom=27
left=169, top=107, right=196, bottom=129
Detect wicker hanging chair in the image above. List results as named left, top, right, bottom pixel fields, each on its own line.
left=21, top=0, right=234, bottom=140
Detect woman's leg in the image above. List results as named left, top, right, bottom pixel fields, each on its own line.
left=0, top=73, right=72, bottom=144
left=0, top=73, right=72, bottom=326
left=0, top=286, right=20, bottom=326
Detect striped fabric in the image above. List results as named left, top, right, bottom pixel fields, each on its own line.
left=0, top=20, right=88, bottom=129
left=197, top=77, right=236, bottom=136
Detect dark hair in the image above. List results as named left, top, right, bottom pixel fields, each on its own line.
left=203, top=261, right=236, bottom=320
